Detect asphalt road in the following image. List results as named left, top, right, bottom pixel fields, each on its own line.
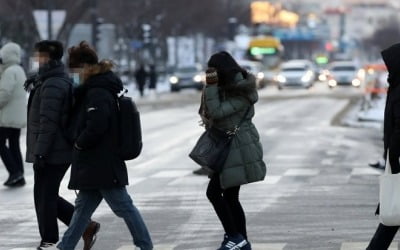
left=0, top=83, right=392, bottom=250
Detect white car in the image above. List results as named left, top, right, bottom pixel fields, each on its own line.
left=276, top=60, right=316, bottom=89
left=327, top=61, right=363, bottom=88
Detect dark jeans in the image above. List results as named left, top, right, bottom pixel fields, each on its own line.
left=367, top=148, right=400, bottom=249
left=0, top=127, right=24, bottom=177
left=34, top=163, right=74, bottom=244
left=137, top=82, right=145, bottom=97
left=206, top=174, right=247, bottom=239
left=58, top=187, right=153, bottom=250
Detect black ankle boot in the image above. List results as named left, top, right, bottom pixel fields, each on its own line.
left=4, top=174, right=25, bottom=187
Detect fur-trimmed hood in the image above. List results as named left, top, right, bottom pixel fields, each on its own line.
left=221, top=72, right=258, bottom=104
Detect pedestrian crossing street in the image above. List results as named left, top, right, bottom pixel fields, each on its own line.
left=0, top=98, right=387, bottom=250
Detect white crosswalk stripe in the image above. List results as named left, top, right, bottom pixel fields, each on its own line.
left=351, top=167, right=382, bottom=176
left=115, top=243, right=287, bottom=250
left=340, top=241, right=398, bottom=250
left=117, top=245, right=175, bottom=250
left=283, top=168, right=320, bottom=176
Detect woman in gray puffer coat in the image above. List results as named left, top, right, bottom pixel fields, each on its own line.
left=201, top=51, right=266, bottom=250
left=0, top=42, right=27, bottom=187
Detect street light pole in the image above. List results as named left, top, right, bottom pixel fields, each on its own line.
left=91, top=0, right=98, bottom=50
left=47, top=0, right=53, bottom=40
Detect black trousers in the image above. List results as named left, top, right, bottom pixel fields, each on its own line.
left=367, top=224, right=398, bottom=250
left=0, top=127, right=24, bottom=176
left=367, top=146, right=400, bottom=250
left=34, top=163, right=74, bottom=243
left=206, top=174, right=247, bottom=239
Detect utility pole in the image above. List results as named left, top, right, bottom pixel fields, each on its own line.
left=47, top=0, right=53, bottom=40
left=227, top=0, right=237, bottom=40
left=91, top=0, right=98, bottom=50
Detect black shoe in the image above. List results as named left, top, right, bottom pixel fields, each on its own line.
left=193, top=168, right=208, bottom=176
left=369, top=162, right=385, bottom=170
left=4, top=174, right=25, bottom=187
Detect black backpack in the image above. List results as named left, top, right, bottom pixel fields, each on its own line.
left=116, top=93, right=143, bottom=160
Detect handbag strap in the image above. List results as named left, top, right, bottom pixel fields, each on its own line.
left=385, top=149, right=392, bottom=175
left=228, top=106, right=252, bottom=136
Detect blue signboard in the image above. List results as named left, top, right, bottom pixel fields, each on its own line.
left=273, top=28, right=317, bottom=41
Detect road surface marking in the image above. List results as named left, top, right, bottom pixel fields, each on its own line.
left=150, top=170, right=192, bottom=178
left=341, top=242, right=398, bottom=250
left=351, top=168, right=382, bottom=176
left=284, top=168, right=319, bottom=176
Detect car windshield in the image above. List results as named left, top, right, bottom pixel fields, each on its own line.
left=331, top=66, right=356, bottom=71
left=282, top=67, right=306, bottom=72
left=176, top=67, right=198, bottom=73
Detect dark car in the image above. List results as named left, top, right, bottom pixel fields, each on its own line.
left=169, top=66, right=205, bottom=92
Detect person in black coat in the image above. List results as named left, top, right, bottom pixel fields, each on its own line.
left=25, top=40, right=99, bottom=250
left=134, top=64, right=147, bottom=97
left=367, top=43, right=400, bottom=250
left=148, top=64, right=157, bottom=90
left=56, top=41, right=153, bottom=250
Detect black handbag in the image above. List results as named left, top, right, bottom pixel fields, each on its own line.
left=189, top=107, right=251, bottom=173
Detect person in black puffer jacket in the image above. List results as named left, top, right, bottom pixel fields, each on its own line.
left=26, top=40, right=99, bottom=250
left=56, top=41, right=153, bottom=250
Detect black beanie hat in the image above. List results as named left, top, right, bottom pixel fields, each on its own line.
left=68, top=41, right=99, bottom=68
left=34, top=40, right=64, bottom=61
left=207, top=51, right=245, bottom=86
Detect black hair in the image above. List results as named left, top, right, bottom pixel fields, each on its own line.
left=207, top=51, right=247, bottom=87
left=34, top=40, right=64, bottom=61
left=67, top=41, right=99, bottom=68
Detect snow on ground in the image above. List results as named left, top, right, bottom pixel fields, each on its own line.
left=357, top=98, right=385, bottom=122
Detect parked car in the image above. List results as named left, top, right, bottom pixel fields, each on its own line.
left=327, top=61, right=363, bottom=88
left=238, top=60, right=267, bottom=89
left=275, top=60, right=316, bottom=89
left=169, top=66, right=205, bottom=92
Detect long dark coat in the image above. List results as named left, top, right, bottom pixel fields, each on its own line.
left=202, top=73, right=266, bottom=189
left=68, top=71, right=128, bottom=190
left=382, top=44, right=400, bottom=174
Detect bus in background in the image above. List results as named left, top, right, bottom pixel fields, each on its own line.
left=246, top=36, right=284, bottom=84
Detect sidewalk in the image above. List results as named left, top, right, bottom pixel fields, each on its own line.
left=341, top=97, right=384, bottom=129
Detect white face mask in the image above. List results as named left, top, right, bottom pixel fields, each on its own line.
left=70, top=73, right=81, bottom=86
left=30, top=57, right=40, bottom=72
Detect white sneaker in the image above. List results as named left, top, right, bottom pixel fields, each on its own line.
left=37, top=242, right=59, bottom=250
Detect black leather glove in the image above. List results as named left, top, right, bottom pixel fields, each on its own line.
left=33, top=155, right=46, bottom=171
left=24, top=74, right=38, bottom=91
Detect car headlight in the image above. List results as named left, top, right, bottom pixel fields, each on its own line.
left=352, top=78, right=361, bottom=87
left=193, top=74, right=202, bottom=83
left=357, top=69, right=366, bottom=79
left=276, top=75, right=286, bottom=83
left=318, top=74, right=327, bottom=82
left=257, top=72, right=265, bottom=80
left=301, top=70, right=313, bottom=83
left=301, top=75, right=311, bottom=83
left=169, top=76, right=179, bottom=84
left=328, top=79, right=337, bottom=87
